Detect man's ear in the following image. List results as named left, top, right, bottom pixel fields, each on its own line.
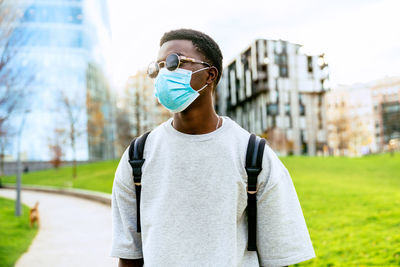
left=206, top=66, right=218, bottom=85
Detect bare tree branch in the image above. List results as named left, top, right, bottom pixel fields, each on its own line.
left=57, top=89, right=85, bottom=178
left=0, top=0, right=34, bottom=172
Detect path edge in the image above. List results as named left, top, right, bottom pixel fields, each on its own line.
left=1, top=184, right=111, bottom=206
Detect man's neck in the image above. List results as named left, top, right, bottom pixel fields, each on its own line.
left=172, top=106, right=220, bottom=135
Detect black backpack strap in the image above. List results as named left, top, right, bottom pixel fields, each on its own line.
left=128, top=131, right=151, bottom=233
left=245, top=133, right=266, bottom=251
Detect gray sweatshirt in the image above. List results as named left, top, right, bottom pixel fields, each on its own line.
left=111, top=116, right=315, bottom=267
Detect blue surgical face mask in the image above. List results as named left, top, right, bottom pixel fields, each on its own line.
left=154, top=67, right=209, bottom=113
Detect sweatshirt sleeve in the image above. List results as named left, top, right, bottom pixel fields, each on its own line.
left=110, top=147, right=143, bottom=259
left=255, top=145, right=315, bottom=267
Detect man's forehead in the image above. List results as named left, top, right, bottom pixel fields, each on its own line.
left=157, top=39, right=202, bottom=60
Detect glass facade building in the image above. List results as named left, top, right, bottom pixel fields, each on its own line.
left=6, top=0, right=115, bottom=161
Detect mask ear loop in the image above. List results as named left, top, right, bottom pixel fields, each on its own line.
left=197, top=83, right=208, bottom=92
left=192, top=66, right=211, bottom=92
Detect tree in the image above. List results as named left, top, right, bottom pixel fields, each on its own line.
left=115, top=105, right=134, bottom=155
left=85, top=63, right=115, bottom=160
left=331, top=116, right=350, bottom=156
left=263, top=127, right=292, bottom=156
left=347, top=117, right=371, bottom=156
left=0, top=0, right=34, bottom=176
left=0, top=125, right=11, bottom=177
left=86, top=90, right=106, bottom=159
left=58, top=90, right=84, bottom=178
left=48, top=128, right=66, bottom=169
left=115, top=84, right=136, bottom=156
left=328, top=101, right=351, bottom=156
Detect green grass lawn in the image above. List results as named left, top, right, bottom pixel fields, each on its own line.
left=2, top=153, right=400, bottom=266
left=0, top=197, right=38, bottom=267
left=2, top=160, right=118, bottom=194
left=282, top=154, right=400, bottom=266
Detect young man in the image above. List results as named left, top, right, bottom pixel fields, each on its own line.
left=111, top=29, right=315, bottom=267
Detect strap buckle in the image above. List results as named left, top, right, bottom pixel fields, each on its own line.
left=246, top=184, right=259, bottom=194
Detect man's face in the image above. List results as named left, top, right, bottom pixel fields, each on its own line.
left=157, top=40, right=210, bottom=91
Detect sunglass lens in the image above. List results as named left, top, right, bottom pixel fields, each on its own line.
left=147, top=62, right=159, bottom=78
left=166, top=54, right=179, bottom=71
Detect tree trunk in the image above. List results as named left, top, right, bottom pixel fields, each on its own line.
left=71, top=124, right=77, bottom=178
left=0, top=149, right=4, bottom=187
left=135, top=90, right=141, bottom=136
left=73, top=159, right=77, bottom=178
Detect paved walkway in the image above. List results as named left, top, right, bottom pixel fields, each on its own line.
left=0, top=188, right=118, bottom=267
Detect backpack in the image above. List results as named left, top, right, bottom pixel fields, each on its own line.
left=128, top=131, right=266, bottom=251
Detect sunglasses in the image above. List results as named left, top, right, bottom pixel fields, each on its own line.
left=147, top=53, right=211, bottom=78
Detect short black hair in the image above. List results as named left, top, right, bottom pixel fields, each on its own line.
left=160, top=29, right=223, bottom=85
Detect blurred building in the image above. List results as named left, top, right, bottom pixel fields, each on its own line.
left=325, top=85, right=375, bottom=156
left=115, top=71, right=170, bottom=156
left=217, top=39, right=329, bottom=156
left=86, top=63, right=116, bottom=160
left=326, top=77, right=400, bottom=156
left=4, top=0, right=115, bottom=161
left=370, top=77, right=400, bottom=151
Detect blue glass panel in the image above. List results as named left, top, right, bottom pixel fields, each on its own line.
left=14, top=27, right=83, bottom=48
left=22, top=5, right=83, bottom=24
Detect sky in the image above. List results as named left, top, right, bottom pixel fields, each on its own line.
left=106, top=0, right=400, bottom=89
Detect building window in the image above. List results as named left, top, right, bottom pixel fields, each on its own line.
left=261, top=64, right=267, bottom=72
left=318, top=113, right=323, bottom=129
left=280, top=66, right=288, bottom=77
left=275, top=46, right=289, bottom=78
left=299, top=93, right=305, bottom=116
left=299, top=104, right=305, bottom=116
left=267, top=103, right=279, bottom=115
left=285, top=103, right=291, bottom=115
left=307, top=56, right=313, bottom=73
left=382, top=101, right=400, bottom=142
left=318, top=94, right=323, bottom=105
